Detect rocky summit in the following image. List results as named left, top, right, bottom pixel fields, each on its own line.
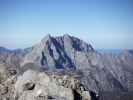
left=0, top=34, right=133, bottom=100
left=22, top=34, right=94, bottom=69
left=0, top=69, right=91, bottom=100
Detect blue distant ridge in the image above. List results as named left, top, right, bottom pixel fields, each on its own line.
left=97, top=49, right=122, bottom=55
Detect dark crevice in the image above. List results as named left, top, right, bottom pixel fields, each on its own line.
left=89, top=91, right=99, bottom=100
left=41, top=51, right=48, bottom=70
left=73, top=90, right=82, bottom=100
left=51, top=38, right=75, bottom=69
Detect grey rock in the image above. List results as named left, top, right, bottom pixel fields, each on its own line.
left=21, top=34, right=133, bottom=92
left=0, top=34, right=133, bottom=99
left=13, top=70, right=91, bottom=100
left=0, top=85, right=8, bottom=95
left=23, top=82, right=35, bottom=91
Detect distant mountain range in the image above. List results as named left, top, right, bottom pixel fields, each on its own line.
left=0, top=34, right=133, bottom=93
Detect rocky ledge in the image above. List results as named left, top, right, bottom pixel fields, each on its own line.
left=0, top=69, right=92, bottom=100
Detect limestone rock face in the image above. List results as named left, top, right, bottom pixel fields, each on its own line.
left=0, top=75, right=16, bottom=100
left=14, top=70, right=91, bottom=100
left=0, top=69, right=91, bottom=100
left=1, top=34, right=133, bottom=98
left=21, top=34, right=133, bottom=92
left=22, top=34, right=94, bottom=69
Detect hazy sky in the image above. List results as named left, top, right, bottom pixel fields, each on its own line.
left=0, top=0, right=133, bottom=49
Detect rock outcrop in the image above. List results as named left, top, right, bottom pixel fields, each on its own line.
left=0, top=69, right=91, bottom=100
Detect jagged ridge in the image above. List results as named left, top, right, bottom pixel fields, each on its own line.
left=0, top=34, right=133, bottom=94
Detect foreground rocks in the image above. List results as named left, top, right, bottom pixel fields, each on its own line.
left=0, top=70, right=91, bottom=100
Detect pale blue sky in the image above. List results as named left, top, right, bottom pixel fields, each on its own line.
left=0, top=0, right=133, bottom=49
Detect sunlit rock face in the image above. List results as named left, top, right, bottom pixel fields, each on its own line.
left=0, top=34, right=133, bottom=99
left=1, top=70, right=90, bottom=100
left=22, top=34, right=94, bottom=70
left=21, top=34, right=133, bottom=92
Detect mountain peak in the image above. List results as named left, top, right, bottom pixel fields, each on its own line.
left=22, top=34, right=95, bottom=69
left=39, top=34, right=94, bottom=52
left=63, top=34, right=72, bottom=38
left=41, top=34, right=52, bottom=43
